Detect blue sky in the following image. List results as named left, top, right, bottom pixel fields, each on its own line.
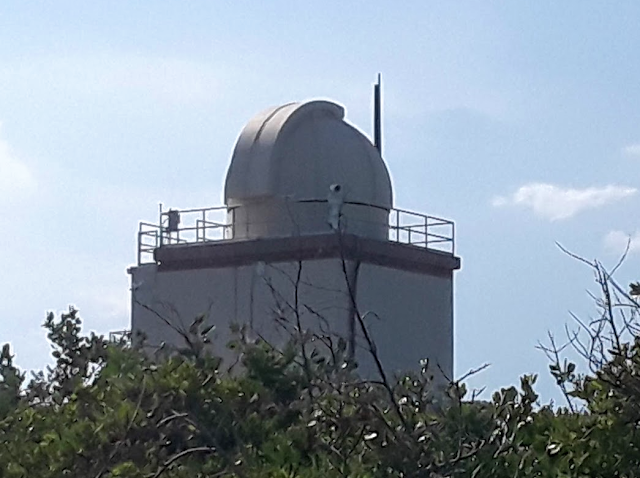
left=2, top=2, right=640, bottom=402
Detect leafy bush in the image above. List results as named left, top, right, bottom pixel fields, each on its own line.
left=2, top=266, right=640, bottom=478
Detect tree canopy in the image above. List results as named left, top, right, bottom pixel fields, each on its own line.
left=2, top=259, right=640, bottom=476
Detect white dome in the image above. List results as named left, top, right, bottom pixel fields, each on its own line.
left=224, top=100, right=393, bottom=240
left=224, top=100, right=392, bottom=208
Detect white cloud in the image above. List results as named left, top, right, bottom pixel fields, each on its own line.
left=623, top=144, right=640, bottom=157
left=0, top=125, right=37, bottom=199
left=604, top=230, right=640, bottom=255
left=492, top=183, right=637, bottom=221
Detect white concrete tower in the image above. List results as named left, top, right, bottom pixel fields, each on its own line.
left=130, top=99, right=460, bottom=380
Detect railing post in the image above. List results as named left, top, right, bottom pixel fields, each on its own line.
left=158, top=203, right=164, bottom=247
left=424, top=215, right=428, bottom=248
left=202, top=210, right=206, bottom=242
left=452, top=222, right=455, bottom=255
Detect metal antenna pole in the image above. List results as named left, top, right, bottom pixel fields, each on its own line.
left=374, top=73, right=382, bottom=154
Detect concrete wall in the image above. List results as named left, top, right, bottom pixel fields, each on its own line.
left=354, top=263, right=453, bottom=381
left=131, top=257, right=453, bottom=379
left=229, top=200, right=389, bottom=241
left=131, top=259, right=355, bottom=368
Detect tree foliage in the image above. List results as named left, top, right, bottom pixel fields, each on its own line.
left=2, top=262, right=640, bottom=476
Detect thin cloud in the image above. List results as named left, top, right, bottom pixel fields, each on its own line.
left=623, top=144, right=640, bottom=157
left=0, top=54, right=223, bottom=105
left=604, top=230, right=640, bottom=256
left=492, top=183, right=637, bottom=221
left=0, top=124, right=37, bottom=199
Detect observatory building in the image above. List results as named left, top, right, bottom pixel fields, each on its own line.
left=129, top=99, right=460, bottom=379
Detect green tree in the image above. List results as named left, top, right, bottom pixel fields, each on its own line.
left=3, top=263, right=640, bottom=478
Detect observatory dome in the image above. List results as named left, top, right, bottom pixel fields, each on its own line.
left=224, top=100, right=393, bottom=240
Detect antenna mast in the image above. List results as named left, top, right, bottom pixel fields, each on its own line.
left=373, top=73, right=382, bottom=154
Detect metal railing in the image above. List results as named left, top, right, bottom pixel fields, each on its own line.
left=388, top=207, right=455, bottom=254
left=137, top=203, right=455, bottom=265
left=138, top=205, right=233, bottom=264
left=108, top=329, right=131, bottom=344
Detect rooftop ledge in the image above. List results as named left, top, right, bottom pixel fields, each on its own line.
left=136, top=203, right=458, bottom=272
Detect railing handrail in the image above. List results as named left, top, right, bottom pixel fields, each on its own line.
left=136, top=203, right=455, bottom=264
left=162, top=205, right=228, bottom=215
left=391, top=206, right=451, bottom=225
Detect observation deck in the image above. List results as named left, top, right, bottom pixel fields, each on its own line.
left=137, top=202, right=455, bottom=266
